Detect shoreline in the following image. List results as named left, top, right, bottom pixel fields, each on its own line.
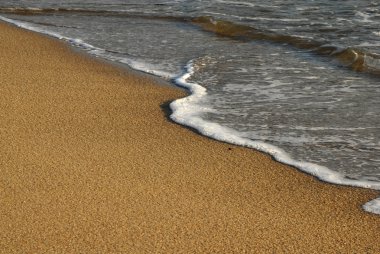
left=0, top=20, right=379, bottom=253
left=3, top=15, right=380, bottom=204
left=3, top=15, right=380, bottom=210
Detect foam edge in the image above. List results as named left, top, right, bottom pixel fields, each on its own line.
left=1, top=15, right=379, bottom=216
left=170, top=60, right=380, bottom=215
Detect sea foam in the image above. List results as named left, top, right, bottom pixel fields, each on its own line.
left=1, top=15, right=379, bottom=215
left=170, top=60, right=380, bottom=215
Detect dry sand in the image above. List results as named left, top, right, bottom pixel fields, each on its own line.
left=0, top=21, right=379, bottom=253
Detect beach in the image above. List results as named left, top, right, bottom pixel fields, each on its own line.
left=0, top=20, right=379, bottom=253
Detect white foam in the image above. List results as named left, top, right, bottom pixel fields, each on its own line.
left=203, top=11, right=307, bottom=22
left=170, top=60, right=380, bottom=215
left=0, top=16, right=100, bottom=51
left=213, top=0, right=256, bottom=8
left=357, top=42, right=380, bottom=47
left=119, top=58, right=174, bottom=79
left=363, top=198, right=380, bottom=215
left=1, top=15, right=379, bottom=215
left=0, top=16, right=176, bottom=80
left=355, top=11, right=373, bottom=23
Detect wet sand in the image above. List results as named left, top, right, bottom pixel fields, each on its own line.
left=0, top=21, right=379, bottom=253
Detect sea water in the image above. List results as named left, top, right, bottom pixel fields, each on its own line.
left=1, top=0, right=380, bottom=213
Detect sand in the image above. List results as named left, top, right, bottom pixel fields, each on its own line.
left=0, top=21, right=379, bottom=253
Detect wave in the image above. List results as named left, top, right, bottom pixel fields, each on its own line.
left=0, top=7, right=186, bottom=22
left=0, top=14, right=379, bottom=215
left=2, top=7, right=380, bottom=76
left=191, top=16, right=380, bottom=76
left=0, top=7, right=118, bottom=16
left=213, top=0, right=256, bottom=8
left=170, top=59, right=380, bottom=215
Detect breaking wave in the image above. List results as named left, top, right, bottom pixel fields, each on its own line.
left=2, top=7, right=380, bottom=76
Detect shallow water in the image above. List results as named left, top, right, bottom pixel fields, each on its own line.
left=1, top=1, right=380, bottom=203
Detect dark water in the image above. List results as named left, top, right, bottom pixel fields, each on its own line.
left=1, top=1, right=380, bottom=202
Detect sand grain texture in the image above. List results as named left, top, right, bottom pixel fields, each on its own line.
left=0, top=22, right=379, bottom=253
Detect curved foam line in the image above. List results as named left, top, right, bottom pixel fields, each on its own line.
left=0, top=15, right=175, bottom=79
left=0, top=16, right=101, bottom=50
left=363, top=198, right=380, bottom=214
left=1, top=15, right=379, bottom=215
left=170, top=60, right=380, bottom=215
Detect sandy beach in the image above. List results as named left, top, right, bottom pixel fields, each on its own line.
left=0, top=21, right=379, bottom=253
